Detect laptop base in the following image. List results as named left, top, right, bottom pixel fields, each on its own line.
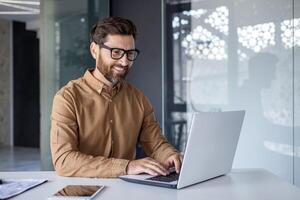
left=119, top=176, right=177, bottom=189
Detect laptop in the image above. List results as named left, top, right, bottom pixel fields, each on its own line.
left=119, top=110, right=245, bottom=189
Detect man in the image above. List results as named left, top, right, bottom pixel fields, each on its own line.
left=50, top=17, right=182, bottom=178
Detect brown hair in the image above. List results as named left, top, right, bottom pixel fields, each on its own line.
left=90, top=16, right=137, bottom=44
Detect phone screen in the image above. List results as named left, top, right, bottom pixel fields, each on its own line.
left=53, top=185, right=104, bottom=197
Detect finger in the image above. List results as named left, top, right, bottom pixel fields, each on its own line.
left=164, top=159, right=173, bottom=170
left=144, top=162, right=168, bottom=176
left=174, top=157, right=181, bottom=174
left=179, top=155, right=183, bottom=163
left=149, top=160, right=169, bottom=174
left=141, top=166, right=159, bottom=176
left=144, top=159, right=168, bottom=175
left=162, top=160, right=171, bottom=169
left=145, top=158, right=169, bottom=174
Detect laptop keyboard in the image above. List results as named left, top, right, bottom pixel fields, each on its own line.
left=146, top=171, right=179, bottom=182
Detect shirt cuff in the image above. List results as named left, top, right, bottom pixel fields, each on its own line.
left=110, top=159, right=130, bottom=177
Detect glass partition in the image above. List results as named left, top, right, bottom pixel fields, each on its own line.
left=40, top=0, right=109, bottom=170
left=164, top=0, right=298, bottom=185
left=294, top=0, right=300, bottom=186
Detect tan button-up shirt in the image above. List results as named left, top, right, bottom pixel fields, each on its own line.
left=50, top=69, right=178, bottom=178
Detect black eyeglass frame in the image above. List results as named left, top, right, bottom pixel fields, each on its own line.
left=98, top=43, right=140, bottom=61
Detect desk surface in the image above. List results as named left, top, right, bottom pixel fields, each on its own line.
left=0, top=169, right=300, bottom=200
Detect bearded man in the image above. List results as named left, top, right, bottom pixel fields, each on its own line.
left=50, top=17, right=182, bottom=178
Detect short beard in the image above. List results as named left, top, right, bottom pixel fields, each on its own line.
left=96, top=55, right=129, bottom=85
left=104, top=73, right=119, bottom=86
left=96, top=60, right=128, bottom=86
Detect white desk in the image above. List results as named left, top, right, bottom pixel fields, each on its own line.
left=1, top=169, right=300, bottom=200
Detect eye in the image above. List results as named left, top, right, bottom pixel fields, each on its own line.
left=127, top=51, right=135, bottom=57
left=112, top=49, right=123, bottom=57
left=128, top=50, right=138, bottom=57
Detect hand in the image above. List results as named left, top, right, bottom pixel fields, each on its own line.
left=126, top=157, right=169, bottom=176
left=163, top=153, right=183, bottom=174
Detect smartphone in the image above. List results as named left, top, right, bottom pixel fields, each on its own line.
left=48, top=185, right=105, bottom=200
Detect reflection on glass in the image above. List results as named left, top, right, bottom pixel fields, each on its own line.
left=165, top=0, right=297, bottom=185
left=181, top=26, right=227, bottom=60
left=264, top=141, right=294, bottom=157
left=237, top=22, right=275, bottom=52
left=182, top=9, right=207, bottom=18
left=54, top=185, right=103, bottom=197
left=281, top=18, right=300, bottom=48
left=204, top=6, right=228, bottom=35
left=54, top=12, right=90, bottom=87
left=40, top=0, right=109, bottom=170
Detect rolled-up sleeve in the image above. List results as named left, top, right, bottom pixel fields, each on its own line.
left=50, top=90, right=129, bottom=178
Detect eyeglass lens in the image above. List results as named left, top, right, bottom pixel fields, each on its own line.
left=111, top=49, right=138, bottom=61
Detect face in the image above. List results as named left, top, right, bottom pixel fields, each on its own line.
left=90, top=34, right=135, bottom=84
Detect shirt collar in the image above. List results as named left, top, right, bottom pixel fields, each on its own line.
left=83, top=69, right=123, bottom=95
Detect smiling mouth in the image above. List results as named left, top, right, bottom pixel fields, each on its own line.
left=113, top=66, right=127, bottom=74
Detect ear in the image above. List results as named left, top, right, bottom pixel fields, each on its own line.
left=90, top=42, right=98, bottom=59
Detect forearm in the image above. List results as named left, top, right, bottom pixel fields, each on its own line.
left=51, top=146, right=129, bottom=178
left=139, top=96, right=179, bottom=164
left=142, top=135, right=178, bottom=163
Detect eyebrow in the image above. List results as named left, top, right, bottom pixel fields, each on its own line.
left=109, top=46, right=137, bottom=51
left=103, top=43, right=135, bottom=50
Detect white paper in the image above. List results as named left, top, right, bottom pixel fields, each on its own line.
left=0, top=179, right=47, bottom=199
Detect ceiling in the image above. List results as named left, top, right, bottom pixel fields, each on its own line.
left=0, top=0, right=39, bottom=23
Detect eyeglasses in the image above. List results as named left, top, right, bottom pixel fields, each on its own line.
left=99, top=43, right=140, bottom=61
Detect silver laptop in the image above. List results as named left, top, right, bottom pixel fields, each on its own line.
left=119, top=111, right=245, bottom=189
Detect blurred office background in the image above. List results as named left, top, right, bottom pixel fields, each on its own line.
left=0, top=0, right=299, bottom=187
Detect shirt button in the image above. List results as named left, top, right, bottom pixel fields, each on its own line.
left=110, top=120, right=113, bottom=123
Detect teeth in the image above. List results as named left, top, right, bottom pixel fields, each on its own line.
left=114, top=67, right=126, bottom=73
left=114, top=67, right=125, bottom=71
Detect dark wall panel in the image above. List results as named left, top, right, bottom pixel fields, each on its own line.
left=111, top=0, right=163, bottom=123
left=13, top=21, right=40, bottom=148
